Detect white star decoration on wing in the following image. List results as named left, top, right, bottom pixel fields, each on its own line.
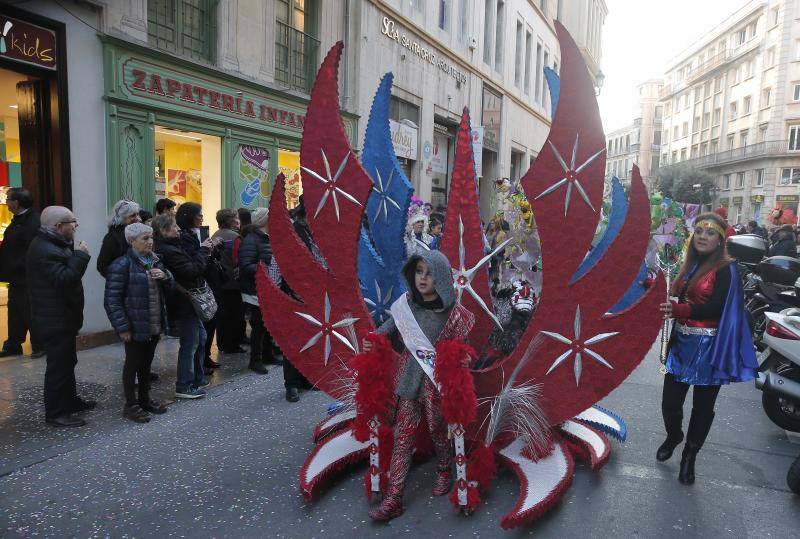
left=363, top=279, right=393, bottom=324
left=300, top=149, right=363, bottom=221
left=451, top=216, right=511, bottom=329
left=540, top=305, right=618, bottom=386
left=295, top=292, right=360, bottom=365
left=371, top=168, right=402, bottom=224
left=535, top=134, right=605, bottom=216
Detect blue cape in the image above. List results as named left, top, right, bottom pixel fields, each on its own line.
left=707, top=263, right=758, bottom=383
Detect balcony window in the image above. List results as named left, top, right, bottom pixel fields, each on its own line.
left=756, top=168, right=764, bottom=186
left=147, top=0, right=217, bottom=63
left=736, top=172, right=745, bottom=188
left=713, top=108, right=721, bottom=125
left=682, top=122, right=688, bottom=137
left=789, top=125, right=800, bottom=150
left=762, top=88, right=772, bottom=108
left=740, top=131, right=748, bottom=147
left=439, top=0, right=450, bottom=30
left=729, top=101, right=738, bottom=120
left=735, top=28, right=746, bottom=46
left=767, top=47, right=776, bottom=67
left=743, top=96, right=752, bottom=114
left=794, top=83, right=800, bottom=101
left=275, top=0, right=321, bottom=94
left=722, top=174, right=731, bottom=190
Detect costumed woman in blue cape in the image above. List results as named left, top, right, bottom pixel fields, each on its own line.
left=658, top=212, right=758, bottom=485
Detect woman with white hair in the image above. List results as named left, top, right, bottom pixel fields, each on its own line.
left=104, top=222, right=174, bottom=423
left=97, top=199, right=141, bottom=278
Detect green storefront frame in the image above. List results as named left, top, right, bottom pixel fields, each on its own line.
left=102, top=37, right=358, bottom=212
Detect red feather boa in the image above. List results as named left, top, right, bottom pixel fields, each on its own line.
left=448, top=484, right=481, bottom=513
left=434, top=340, right=477, bottom=425
left=350, top=333, right=395, bottom=442
left=467, top=441, right=498, bottom=492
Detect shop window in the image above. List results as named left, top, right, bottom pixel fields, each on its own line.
left=275, top=0, right=321, bottom=94
left=148, top=0, right=217, bottom=63
left=154, top=127, right=221, bottom=231
left=278, top=148, right=302, bottom=209
left=233, top=145, right=271, bottom=208
left=0, top=70, right=26, bottom=242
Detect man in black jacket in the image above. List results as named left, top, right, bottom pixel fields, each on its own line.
left=27, top=206, right=93, bottom=427
left=0, top=188, right=42, bottom=357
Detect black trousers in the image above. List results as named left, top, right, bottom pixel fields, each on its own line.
left=123, top=338, right=159, bottom=406
left=4, top=283, right=40, bottom=353
left=283, top=356, right=304, bottom=389
left=43, top=333, right=78, bottom=419
left=203, top=313, right=218, bottom=363
left=217, top=290, right=243, bottom=351
left=247, top=303, right=270, bottom=363
left=661, top=373, right=721, bottom=444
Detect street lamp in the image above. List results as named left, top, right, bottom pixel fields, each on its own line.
left=595, top=70, right=605, bottom=96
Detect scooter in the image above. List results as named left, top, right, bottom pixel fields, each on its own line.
left=755, top=308, right=800, bottom=433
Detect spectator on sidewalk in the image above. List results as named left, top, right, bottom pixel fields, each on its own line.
left=139, top=210, right=153, bottom=226
left=155, top=198, right=176, bottom=216
left=768, top=224, right=797, bottom=258
left=104, top=223, right=173, bottom=423
left=237, top=207, right=279, bottom=377
left=27, top=206, right=94, bottom=428
left=97, top=200, right=141, bottom=279
left=153, top=210, right=213, bottom=400
left=210, top=209, right=245, bottom=356
left=0, top=188, right=42, bottom=358
left=235, top=208, right=252, bottom=346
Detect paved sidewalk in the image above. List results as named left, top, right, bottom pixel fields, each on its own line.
left=0, top=340, right=798, bottom=537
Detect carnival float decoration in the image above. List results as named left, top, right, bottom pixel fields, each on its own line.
left=256, top=23, right=665, bottom=529
left=357, top=73, right=414, bottom=325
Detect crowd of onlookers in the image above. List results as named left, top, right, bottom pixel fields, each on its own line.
left=0, top=188, right=324, bottom=428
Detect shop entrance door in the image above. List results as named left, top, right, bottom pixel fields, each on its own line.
left=0, top=68, right=51, bottom=356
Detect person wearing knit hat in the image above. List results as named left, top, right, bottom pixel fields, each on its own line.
left=105, top=221, right=173, bottom=423
left=251, top=207, right=269, bottom=228
left=238, top=205, right=289, bottom=387
left=97, top=199, right=142, bottom=279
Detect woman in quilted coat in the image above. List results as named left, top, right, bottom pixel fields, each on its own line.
left=104, top=223, right=174, bottom=423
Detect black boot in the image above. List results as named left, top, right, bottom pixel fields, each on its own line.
left=656, top=410, right=684, bottom=461
left=249, top=360, right=268, bottom=375
left=679, top=410, right=715, bottom=485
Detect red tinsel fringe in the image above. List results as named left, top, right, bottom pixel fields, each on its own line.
left=434, top=340, right=478, bottom=426
left=350, top=333, right=394, bottom=442
left=448, top=484, right=481, bottom=513
left=467, top=442, right=497, bottom=492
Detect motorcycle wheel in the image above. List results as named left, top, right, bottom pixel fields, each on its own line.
left=762, top=392, right=800, bottom=433
left=788, top=455, right=800, bottom=494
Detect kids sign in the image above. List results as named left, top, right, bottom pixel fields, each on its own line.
left=0, top=15, right=57, bottom=70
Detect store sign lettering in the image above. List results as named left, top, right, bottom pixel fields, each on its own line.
left=127, top=65, right=305, bottom=129
left=380, top=16, right=468, bottom=86
left=0, top=16, right=57, bottom=70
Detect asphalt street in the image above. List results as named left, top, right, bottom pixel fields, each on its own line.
left=0, top=338, right=797, bottom=537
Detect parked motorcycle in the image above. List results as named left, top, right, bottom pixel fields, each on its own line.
left=755, top=306, right=800, bottom=433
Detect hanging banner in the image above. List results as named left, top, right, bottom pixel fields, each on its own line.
left=471, top=126, right=484, bottom=177
left=389, top=119, right=418, bottom=160
left=431, top=133, right=448, bottom=174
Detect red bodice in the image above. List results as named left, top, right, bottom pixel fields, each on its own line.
left=678, top=269, right=718, bottom=328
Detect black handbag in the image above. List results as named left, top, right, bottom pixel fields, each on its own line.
left=175, top=282, right=218, bottom=322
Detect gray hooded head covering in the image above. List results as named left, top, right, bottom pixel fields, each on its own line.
left=401, top=249, right=455, bottom=309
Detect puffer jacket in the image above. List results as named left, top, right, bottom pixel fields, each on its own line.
left=155, top=234, right=209, bottom=319
left=26, top=229, right=91, bottom=337
left=96, top=225, right=127, bottom=278
left=0, top=209, right=40, bottom=285
left=104, top=249, right=174, bottom=341
left=237, top=226, right=272, bottom=296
